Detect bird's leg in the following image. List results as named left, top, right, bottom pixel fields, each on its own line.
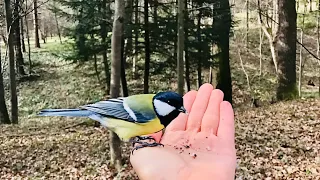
left=131, top=142, right=164, bottom=154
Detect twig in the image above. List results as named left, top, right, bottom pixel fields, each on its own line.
left=238, top=49, right=251, bottom=92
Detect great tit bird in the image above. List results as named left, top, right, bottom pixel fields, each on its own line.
left=38, top=91, right=187, bottom=151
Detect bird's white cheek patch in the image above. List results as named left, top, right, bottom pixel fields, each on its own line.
left=154, top=99, right=175, bottom=116
left=123, top=102, right=137, bottom=121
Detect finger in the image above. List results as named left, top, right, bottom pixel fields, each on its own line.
left=166, top=90, right=197, bottom=131
left=186, top=83, right=213, bottom=132
left=201, top=89, right=224, bottom=135
left=217, top=101, right=235, bottom=145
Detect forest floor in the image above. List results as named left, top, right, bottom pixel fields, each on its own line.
left=0, top=38, right=320, bottom=179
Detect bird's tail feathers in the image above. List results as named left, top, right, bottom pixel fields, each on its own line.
left=38, top=109, right=94, bottom=117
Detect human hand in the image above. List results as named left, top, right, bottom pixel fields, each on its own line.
left=130, top=83, right=236, bottom=180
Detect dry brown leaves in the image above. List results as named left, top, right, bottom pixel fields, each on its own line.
left=0, top=124, right=138, bottom=179
left=235, top=98, right=320, bottom=180
left=0, top=98, right=319, bottom=179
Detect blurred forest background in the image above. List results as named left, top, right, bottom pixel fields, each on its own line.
left=0, top=0, right=320, bottom=179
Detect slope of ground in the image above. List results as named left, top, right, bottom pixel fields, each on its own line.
left=0, top=38, right=319, bottom=179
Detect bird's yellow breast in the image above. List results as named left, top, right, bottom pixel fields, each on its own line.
left=106, top=118, right=164, bottom=141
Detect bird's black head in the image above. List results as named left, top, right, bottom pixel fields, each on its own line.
left=152, top=91, right=187, bottom=127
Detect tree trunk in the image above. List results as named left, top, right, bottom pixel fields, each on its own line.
left=53, top=2, right=62, bottom=44
left=33, top=0, right=41, bottom=48
left=197, top=12, right=202, bottom=88
left=259, top=22, right=263, bottom=76
left=132, top=0, right=139, bottom=79
left=25, top=0, right=32, bottom=73
left=100, top=0, right=111, bottom=94
left=257, top=0, right=278, bottom=72
left=143, top=0, right=150, bottom=94
left=121, top=37, right=129, bottom=97
left=177, top=0, right=185, bottom=94
left=276, top=0, right=298, bottom=100
left=298, top=13, right=305, bottom=97
left=0, top=38, right=10, bottom=124
left=4, top=0, right=19, bottom=124
left=317, top=0, right=320, bottom=96
left=14, top=0, right=26, bottom=76
left=272, top=0, right=278, bottom=35
left=215, top=0, right=232, bottom=104
left=246, top=0, right=249, bottom=50
left=184, top=0, right=190, bottom=91
left=110, top=0, right=124, bottom=171
left=20, top=17, right=26, bottom=52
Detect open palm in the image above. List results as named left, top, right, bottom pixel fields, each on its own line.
left=130, top=84, right=236, bottom=180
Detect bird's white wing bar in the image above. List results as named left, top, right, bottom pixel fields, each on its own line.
left=123, top=101, right=138, bottom=121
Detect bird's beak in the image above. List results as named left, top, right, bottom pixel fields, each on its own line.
left=178, top=106, right=187, bottom=114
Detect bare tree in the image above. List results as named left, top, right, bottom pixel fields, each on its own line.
left=33, top=0, right=41, bottom=48
left=184, top=0, right=190, bottom=91
left=100, top=0, right=111, bottom=94
left=197, top=11, right=202, bottom=88
left=0, top=38, right=10, bottom=124
left=215, top=0, right=232, bottom=104
left=298, top=10, right=305, bottom=97
left=20, top=18, right=26, bottom=52
left=257, top=0, right=277, bottom=72
left=132, top=0, right=139, bottom=79
left=25, top=0, right=32, bottom=73
left=4, top=0, right=19, bottom=124
left=13, top=0, right=26, bottom=76
left=177, top=0, right=185, bottom=94
left=246, top=0, right=249, bottom=50
left=110, top=0, right=124, bottom=171
left=143, top=0, right=150, bottom=93
left=276, top=0, right=298, bottom=100
left=53, top=1, right=62, bottom=44
left=317, top=0, right=320, bottom=96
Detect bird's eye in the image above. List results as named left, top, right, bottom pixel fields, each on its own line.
left=167, top=100, right=170, bottom=103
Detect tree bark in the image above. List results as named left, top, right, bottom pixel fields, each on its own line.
left=4, top=0, right=19, bottom=124
left=33, top=0, right=41, bottom=48
left=132, top=0, right=139, bottom=79
left=110, top=0, right=124, bottom=171
left=257, top=0, right=277, bottom=72
left=143, top=0, right=150, bottom=94
left=215, top=0, right=232, bottom=104
left=298, top=12, right=305, bottom=97
left=25, top=0, right=32, bottom=73
left=0, top=38, right=10, bottom=124
left=121, top=37, right=129, bottom=97
left=53, top=2, right=62, bottom=44
left=100, top=0, right=111, bottom=94
left=317, top=0, right=320, bottom=96
left=177, top=0, right=185, bottom=95
left=184, top=0, right=190, bottom=91
left=246, top=0, right=249, bottom=50
left=13, top=0, right=26, bottom=76
left=276, top=0, right=298, bottom=100
left=20, top=17, right=26, bottom=52
left=197, top=12, right=202, bottom=88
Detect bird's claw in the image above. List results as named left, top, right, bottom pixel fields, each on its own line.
left=130, top=136, right=156, bottom=147
left=131, top=141, right=164, bottom=155
left=130, top=136, right=163, bottom=154
left=136, top=136, right=156, bottom=141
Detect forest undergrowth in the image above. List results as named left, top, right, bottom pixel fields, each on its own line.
left=0, top=38, right=319, bottom=179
